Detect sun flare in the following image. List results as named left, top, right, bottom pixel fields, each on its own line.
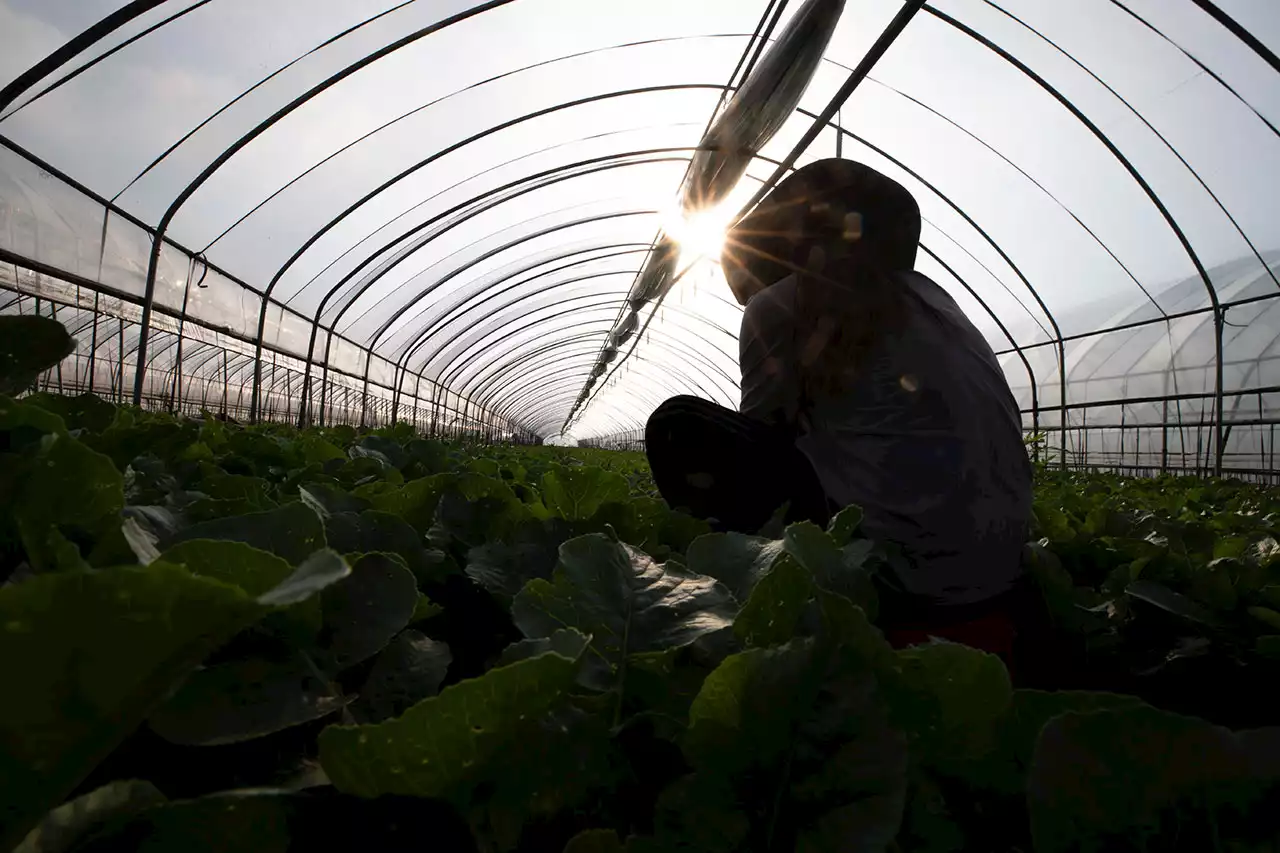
left=663, top=204, right=734, bottom=267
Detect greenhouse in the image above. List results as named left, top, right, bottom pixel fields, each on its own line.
left=0, top=0, right=1275, bottom=473
left=3, top=2, right=1280, bottom=852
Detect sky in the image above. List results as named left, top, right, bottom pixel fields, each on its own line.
left=1, top=0, right=1279, bottom=438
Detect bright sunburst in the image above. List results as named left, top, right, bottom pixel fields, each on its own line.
left=663, top=204, right=734, bottom=268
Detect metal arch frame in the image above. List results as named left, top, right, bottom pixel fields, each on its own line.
left=0, top=1, right=216, bottom=122
left=1187, top=0, right=1280, bottom=76
left=436, top=286, right=739, bottom=397
left=508, top=389, right=646, bottom=435
left=346, top=209, right=661, bottom=422
left=496, top=370, right=666, bottom=427
left=246, top=82, right=731, bottom=420
left=0, top=0, right=169, bottom=114
left=490, top=347, right=731, bottom=433
left=472, top=336, right=734, bottom=423
left=448, top=324, right=736, bottom=427
left=472, top=339, right=613, bottom=408
left=361, top=209, right=660, bottom=350
left=503, top=380, right=668, bottom=435
left=435, top=296, right=735, bottom=405
left=302, top=143, right=782, bottom=426
left=131, top=0, right=524, bottom=407
left=469, top=323, right=740, bottom=421
left=983, top=1, right=1278, bottom=294
left=435, top=296, right=629, bottom=392
left=385, top=246, right=651, bottom=422
left=359, top=156, right=702, bottom=361
left=0, top=1, right=1007, bottom=439
left=295, top=147, right=683, bottom=365
left=399, top=262, right=740, bottom=411
left=921, top=5, right=1226, bottom=472
left=390, top=248, right=652, bottom=367
left=283, top=118, right=708, bottom=324
left=200, top=34, right=759, bottom=256
left=292, top=140, right=748, bottom=429
left=1107, top=0, right=1280, bottom=140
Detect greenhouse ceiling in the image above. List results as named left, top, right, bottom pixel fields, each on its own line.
left=1, top=0, right=1278, bottom=453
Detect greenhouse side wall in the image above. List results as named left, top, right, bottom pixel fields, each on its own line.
left=0, top=143, right=535, bottom=443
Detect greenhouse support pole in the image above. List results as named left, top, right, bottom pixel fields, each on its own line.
left=117, top=321, right=125, bottom=404
left=1214, top=309, right=1226, bottom=476
left=88, top=289, right=100, bottom=397
left=170, top=256, right=196, bottom=412
left=1161, top=399, right=1169, bottom=472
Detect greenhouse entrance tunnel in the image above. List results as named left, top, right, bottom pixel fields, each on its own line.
left=1, top=0, right=1278, bottom=477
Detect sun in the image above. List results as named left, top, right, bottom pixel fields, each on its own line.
left=663, top=204, right=733, bottom=268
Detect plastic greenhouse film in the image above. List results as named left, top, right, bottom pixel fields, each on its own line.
left=681, top=0, right=845, bottom=213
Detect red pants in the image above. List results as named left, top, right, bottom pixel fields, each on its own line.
left=885, top=609, right=1018, bottom=675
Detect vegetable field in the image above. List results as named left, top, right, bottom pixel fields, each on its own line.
left=2, top=318, right=1279, bottom=853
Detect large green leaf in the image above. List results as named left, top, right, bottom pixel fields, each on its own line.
left=734, top=554, right=815, bottom=647
left=885, top=641, right=1013, bottom=768
left=782, top=522, right=879, bottom=619
left=497, top=628, right=591, bottom=667
left=677, top=637, right=909, bottom=852
left=319, top=646, right=586, bottom=801
left=357, top=473, right=454, bottom=533
left=297, top=434, right=346, bottom=466
left=684, top=531, right=784, bottom=603
left=323, top=509, right=445, bottom=584
left=352, top=629, right=452, bottom=723
left=169, top=501, right=326, bottom=565
left=0, top=565, right=270, bottom=849
left=357, top=434, right=408, bottom=469
left=1029, top=704, right=1280, bottom=852
left=826, top=505, right=865, bottom=546
left=431, top=474, right=529, bottom=550
left=13, top=430, right=124, bottom=572
left=0, top=315, right=75, bottom=394
left=21, top=392, right=118, bottom=434
left=319, top=553, right=419, bottom=671
left=148, top=656, right=350, bottom=746
left=464, top=517, right=572, bottom=603
left=475, top=703, right=618, bottom=851
left=13, top=780, right=165, bottom=853
left=157, top=542, right=348, bottom=644
left=962, top=689, right=1145, bottom=795
left=299, top=482, right=371, bottom=517
left=511, top=534, right=736, bottom=693
left=541, top=464, right=630, bottom=521
left=158, top=539, right=294, bottom=596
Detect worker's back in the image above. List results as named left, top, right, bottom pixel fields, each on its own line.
left=748, top=271, right=1033, bottom=606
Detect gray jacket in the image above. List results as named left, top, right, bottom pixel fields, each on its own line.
left=739, top=272, right=1032, bottom=605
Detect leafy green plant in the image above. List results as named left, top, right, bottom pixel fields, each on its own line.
left=3, top=369, right=1280, bottom=852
